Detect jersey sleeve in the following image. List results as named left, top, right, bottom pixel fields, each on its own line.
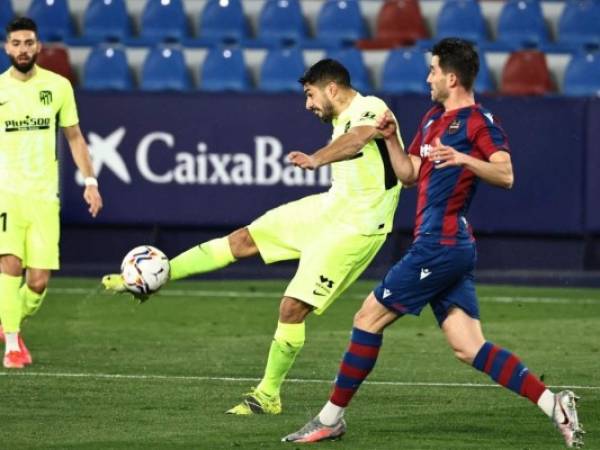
left=470, top=111, right=510, bottom=160
left=349, top=96, right=388, bottom=129
left=58, top=79, right=79, bottom=128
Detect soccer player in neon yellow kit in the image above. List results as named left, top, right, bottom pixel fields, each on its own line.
left=0, top=18, right=103, bottom=369
left=103, top=59, right=404, bottom=414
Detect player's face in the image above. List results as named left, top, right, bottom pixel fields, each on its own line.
left=303, top=84, right=335, bottom=123
left=427, top=56, right=450, bottom=103
left=5, top=30, right=40, bottom=74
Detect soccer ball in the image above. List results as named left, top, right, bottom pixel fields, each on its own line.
left=120, top=245, right=170, bottom=295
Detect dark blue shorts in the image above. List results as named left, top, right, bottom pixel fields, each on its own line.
left=373, top=241, right=479, bottom=326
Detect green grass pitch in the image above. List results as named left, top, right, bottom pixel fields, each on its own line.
left=1, top=278, right=598, bottom=449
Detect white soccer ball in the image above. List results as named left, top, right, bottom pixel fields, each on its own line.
left=120, top=245, right=170, bottom=295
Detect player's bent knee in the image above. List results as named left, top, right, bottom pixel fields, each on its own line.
left=0, top=254, right=23, bottom=276
left=279, top=297, right=313, bottom=323
left=27, top=278, right=49, bottom=294
left=228, top=227, right=258, bottom=259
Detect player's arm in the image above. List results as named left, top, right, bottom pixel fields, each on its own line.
left=62, top=124, right=104, bottom=217
left=377, top=111, right=420, bottom=185
left=429, top=137, right=514, bottom=189
left=288, top=125, right=376, bottom=170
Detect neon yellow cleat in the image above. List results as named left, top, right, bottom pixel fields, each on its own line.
left=101, top=274, right=127, bottom=292
left=225, top=388, right=282, bottom=415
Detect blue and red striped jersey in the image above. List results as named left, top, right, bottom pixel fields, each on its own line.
left=407, top=104, right=510, bottom=245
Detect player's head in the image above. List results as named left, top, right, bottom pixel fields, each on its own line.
left=428, top=38, right=479, bottom=103
left=5, top=17, right=41, bottom=74
left=299, top=59, right=352, bottom=123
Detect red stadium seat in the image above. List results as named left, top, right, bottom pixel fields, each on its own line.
left=36, top=46, right=77, bottom=85
left=356, top=0, right=428, bottom=49
left=500, top=50, right=555, bottom=96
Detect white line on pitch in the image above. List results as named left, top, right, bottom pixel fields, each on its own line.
left=50, top=287, right=600, bottom=305
left=1, top=371, right=599, bottom=391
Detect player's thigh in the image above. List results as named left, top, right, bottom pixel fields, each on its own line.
left=24, top=199, right=60, bottom=270
left=0, top=191, right=27, bottom=261
left=374, top=242, right=472, bottom=317
left=247, top=194, right=326, bottom=264
left=285, top=231, right=386, bottom=315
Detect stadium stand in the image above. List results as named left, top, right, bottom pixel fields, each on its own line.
left=256, top=0, right=308, bottom=47
left=558, top=0, right=600, bottom=49
left=258, top=46, right=305, bottom=92
left=37, top=45, right=77, bottom=84
left=314, top=0, right=369, bottom=48
left=381, top=48, right=429, bottom=94
left=475, top=52, right=495, bottom=94
left=139, top=0, right=190, bottom=44
left=83, top=44, right=133, bottom=91
left=200, top=46, right=251, bottom=91
left=356, top=0, right=429, bottom=49
left=140, top=45, right=192, bottom=91
left=496, top=0, right=550, bottom=48
left=0, top=0, right=15, bottom=40
left=197, top=0, right=249, bottom=45
left=27, top=0, right=74, bottom=42
left=500, top=49, right=555, bottom=95
left=82, top=0, right=131, bottom=44
left=326, top=47, right=372, bottom=92
left=0, top=51, right=10, bottom=72
left=436, top=0, right=489, bottom=44
left=563, top=51, right=600, bottom=96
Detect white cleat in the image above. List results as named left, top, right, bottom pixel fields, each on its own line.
left=553, top=390, right=584, bottom=448
left=282, top=416, right=346, bottom=443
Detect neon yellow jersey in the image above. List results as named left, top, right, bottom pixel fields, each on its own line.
left=0, top=66, right=78, bottom=202
left=325, top=92, right=403, bottom=235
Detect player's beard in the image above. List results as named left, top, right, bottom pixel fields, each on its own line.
left=317, top=100, right=335, bottom=123
left=10, top=53, right=37, bottom=74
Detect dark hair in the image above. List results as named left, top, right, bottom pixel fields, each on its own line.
left=432, top=38, right=479, bottom=91
left=6, top=17, right=38, bottom=37
left=298, top=59, right=351, bottom=88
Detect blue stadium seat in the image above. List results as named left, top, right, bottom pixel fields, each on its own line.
left=381, top=49, right=429, bottom=94
left=27, top=0, right=74, bottom=42
left=257, top=0, right=308, bottom=47
left=315, top=0, right=368, bottom=48
left=198, top=0, right=249, bottom=44
left=497, top=0, right=549, bottom=48
left=141, top=46, right=192, bottom=91
left=474, top=52, right=495, bottom=94
left=558, top=0, right=600, bottom=49
left=83, top=45, right=133, bottom=90
left=83, top=0, right=131, bottom=43
left=436, top=0, right=488, bottom=44
left=140, top=0, right=189, bottom=43
left=201, top=46, right=251, bottom=92
left=0, top=51, right=10, bottom=72
left=0, top=1, right=15, bottom=40
left=259, top=47, right=305, bottom=92
left=326, top=47, right=371, bottom=92
left=563, top=51, right=600, bottom=97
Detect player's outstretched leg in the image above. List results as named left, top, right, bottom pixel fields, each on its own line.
left=0, top=273, right=29, bottom=369
left=102, top=237, right=236, bottom=294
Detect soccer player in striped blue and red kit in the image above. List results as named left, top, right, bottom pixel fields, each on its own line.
left=283, top=38, right=584, bottom=448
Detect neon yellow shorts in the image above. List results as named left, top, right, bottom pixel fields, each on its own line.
left=248, top=193, right=387, bottom=314
left=0, top=191, right=60, bottom=269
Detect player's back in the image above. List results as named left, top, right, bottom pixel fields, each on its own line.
left=408, top=104, right=509, bottom=245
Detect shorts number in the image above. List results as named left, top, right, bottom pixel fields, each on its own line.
left=0, top=212, right=6, bottom=232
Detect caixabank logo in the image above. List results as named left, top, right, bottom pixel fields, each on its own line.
left=75, top=127, right=331, bottom=187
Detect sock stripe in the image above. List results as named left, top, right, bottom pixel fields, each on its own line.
left=347, top=342, right=381, bottom=358
left=339, top=361, right=370, bottom=380
left=508, top=363, right=528, bottom=393
left=330, top=387, right=354, bottom=407
left=343, top=352, right=377, bottom=371
left=489, top=349, right=511, bottom=381
left=484, top=345, right=500, bottom=373
left=335, top=373, right=362, bottom=389
left=472, top=341, right=492, bottom=371
left=497, top=354, right=520, bottom=386
left=350, top=328, right=382, bottom=346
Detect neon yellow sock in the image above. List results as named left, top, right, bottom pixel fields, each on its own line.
left=0, top=274, right=23, bottom=333
left=20, top=284, right=46, bottom=320
left=256, top=322, right=306, bottom=397
left=169, top=237, right=235, bottom=281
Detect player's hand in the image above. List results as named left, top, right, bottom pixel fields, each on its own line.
left=429, top=137, right=465, bottom=168
left=375, top=110, right=397, bottom=139
left=288, top=151, right=318, bottom=170
left=84, top=186, right=103, bottom=218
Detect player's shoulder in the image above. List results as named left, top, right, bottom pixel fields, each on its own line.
left=36, top=66, right=73, bottom=89
left=419, top=104, right=444, bottom=126
left=358, top=94, right=389, bottom=110
left=468, top=104, right=502, bottom=128
left=0, top=69, right=11, bottom=86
